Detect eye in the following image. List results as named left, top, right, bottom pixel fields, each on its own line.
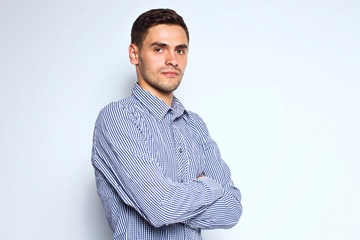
left=154, top=48, right=163, bottom=53
left=176, top=49, right=185, bottom=54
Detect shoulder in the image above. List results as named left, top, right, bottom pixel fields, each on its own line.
left=187, top=110, right=206, bottom=126
left=187, top=111, right=210, bottom=137
left=95, top=96, right=143, bottom=128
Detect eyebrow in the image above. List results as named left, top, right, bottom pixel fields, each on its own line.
left=150, top=42, right=188, bottom=50
left=175, top=44, right=189, bottom=50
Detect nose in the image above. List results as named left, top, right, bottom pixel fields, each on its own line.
left=165, top=52, right=178, bottom=68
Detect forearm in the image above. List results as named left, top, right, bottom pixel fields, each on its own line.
left=93, top=141, right=225, bottom=228
left=183, top=187, right=242, bottom=229
left=140, top=176, right=225, bottom=227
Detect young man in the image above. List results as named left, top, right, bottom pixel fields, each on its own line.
left=92, top=9, right=242, bottom=239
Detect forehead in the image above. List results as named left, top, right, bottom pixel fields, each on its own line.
left=143, top=24, right=188, bottom=46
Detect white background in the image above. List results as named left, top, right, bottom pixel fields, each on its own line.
left=1, top=0, right=359, bottom=239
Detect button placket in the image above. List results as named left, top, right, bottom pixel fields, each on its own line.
left=172, top=121, right=188, bottom=182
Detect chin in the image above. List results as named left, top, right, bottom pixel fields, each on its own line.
left=158, top=85, right=179, bottom=93
left=159, top=80, right=182, bottom=92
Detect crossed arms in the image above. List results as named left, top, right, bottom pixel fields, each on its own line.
left=92, top=105, right=242, bottom=229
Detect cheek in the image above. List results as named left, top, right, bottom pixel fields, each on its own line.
left=150, top=60, right=166, bottom=73
left=179, top=57, right=188, bottom=69
left=140, top=57, right=160, bottom=73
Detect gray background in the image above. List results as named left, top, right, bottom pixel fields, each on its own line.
left=1, top=0, right=359, bottom=239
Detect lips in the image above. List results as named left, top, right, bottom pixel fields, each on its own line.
left=161, top=71, right=179, bottom=77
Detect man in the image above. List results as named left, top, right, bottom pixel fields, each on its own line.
left=92, top=9, right=242, bottom=240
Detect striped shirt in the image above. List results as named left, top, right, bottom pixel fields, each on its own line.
left=92, top=83, right=242, bottom=239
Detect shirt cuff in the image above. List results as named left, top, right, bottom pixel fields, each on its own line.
left=196, top=176, right=224, bottom=204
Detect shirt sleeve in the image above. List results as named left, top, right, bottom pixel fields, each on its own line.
left=91, top=104, right=224, bottom=228
left=183, top=114, right=242, bottom=229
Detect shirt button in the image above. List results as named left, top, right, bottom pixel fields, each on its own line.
left=179, top=148, right=183, bottom=153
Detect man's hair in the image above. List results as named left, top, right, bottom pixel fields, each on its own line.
left=131, top=9, right=189, bottom=48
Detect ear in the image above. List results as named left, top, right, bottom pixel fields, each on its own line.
left=129, top=44, right=139, bottom=65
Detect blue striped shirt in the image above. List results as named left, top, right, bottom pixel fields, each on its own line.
left=92, top=83, right=242, bottom=239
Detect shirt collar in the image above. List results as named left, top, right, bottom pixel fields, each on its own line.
left=171, top=96, right=189, bottom=122
left=132, top=83, right=188, bottom=122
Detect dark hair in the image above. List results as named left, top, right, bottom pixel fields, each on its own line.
left=131, top=9, right=189, bottom=48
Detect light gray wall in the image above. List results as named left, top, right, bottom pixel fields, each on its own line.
left=1, top=0, right=359, bottom=239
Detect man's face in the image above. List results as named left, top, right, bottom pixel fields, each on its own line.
left=130, top=24, right=188, bottom=96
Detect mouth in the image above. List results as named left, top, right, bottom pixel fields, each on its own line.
left=161, top=71, right=180, bottom=77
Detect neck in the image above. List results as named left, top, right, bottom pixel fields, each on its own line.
left=137, top=81, right=173, bottom=107
left=156, top=91, right=173, bottom=107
